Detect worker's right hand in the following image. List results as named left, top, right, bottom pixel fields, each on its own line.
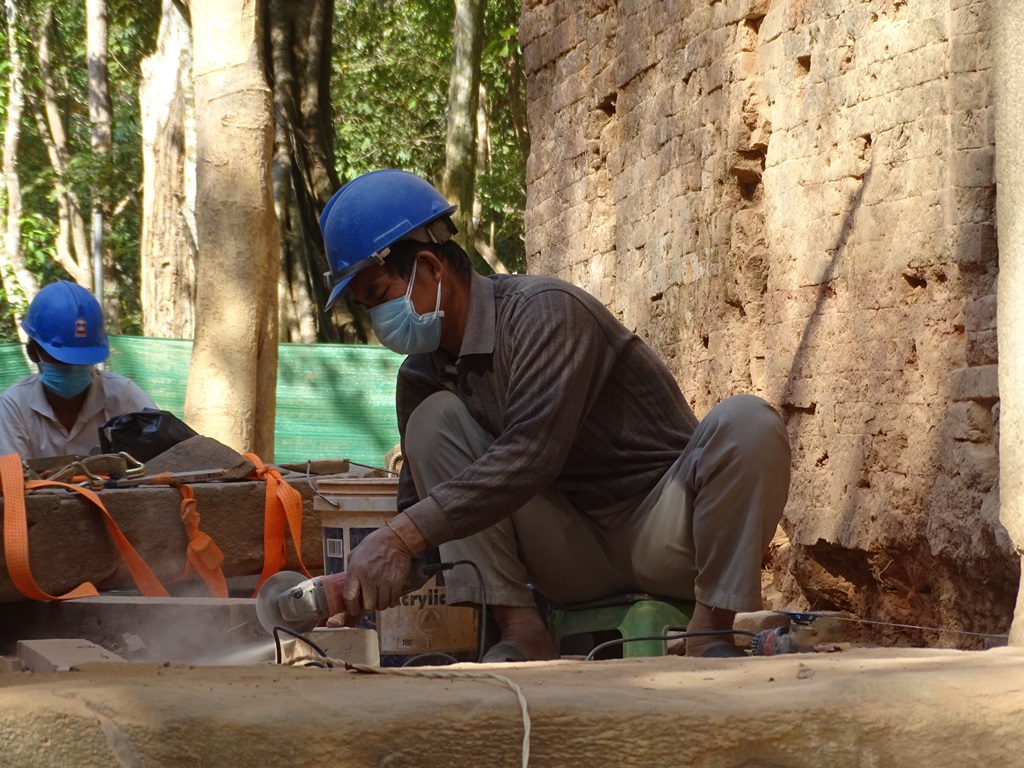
left=338, top=525, right=413, bottom=625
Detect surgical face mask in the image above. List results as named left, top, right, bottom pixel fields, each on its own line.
left=39, top=362, right=94, bottom=399
left=370, top=259, right=444, bottom=355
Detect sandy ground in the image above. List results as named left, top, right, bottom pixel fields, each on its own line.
left=1, top=646, right=1023, bottom=767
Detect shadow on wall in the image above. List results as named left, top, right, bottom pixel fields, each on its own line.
left=777, top=165, right=876, bottom=624
left=778, top=157, right=1016, bottom=645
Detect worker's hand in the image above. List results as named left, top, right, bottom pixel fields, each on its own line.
left=339, top=526, right=413, bottom=625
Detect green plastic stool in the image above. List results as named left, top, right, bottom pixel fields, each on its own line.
left=548, top=593, right=695, bottom=658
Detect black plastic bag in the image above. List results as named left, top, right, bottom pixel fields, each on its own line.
left=98, top=408, right=199, bottom=462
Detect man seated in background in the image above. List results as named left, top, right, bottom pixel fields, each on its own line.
left=0, top=280, right=156, bottom=460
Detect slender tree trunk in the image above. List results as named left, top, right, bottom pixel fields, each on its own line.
left=503, top=29, right=529, bottom=159
left=266, top=0, right=342, bottom=343
left=30, top=3, right=92, bottom=289
left=140, top=0, right=197, bottom=339
left=1, top=0, right=39, bottom=312
left=472, top=81, right=507, bottom=275
left=186, top=0, right=279, bottom=458
left=441, top=0, right=486, bottom=265
left=86, top=0, right=118, bottom=323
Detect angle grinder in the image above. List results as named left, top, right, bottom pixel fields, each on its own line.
left=255, top=558, right=438, bottom=634
left=255, top=570, right=346, bottom=634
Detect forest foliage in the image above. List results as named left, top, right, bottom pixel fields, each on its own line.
left=0, top=0, right=526, bottom=341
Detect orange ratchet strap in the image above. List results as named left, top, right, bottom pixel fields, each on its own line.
left=244, top=453, right=310, bottom=596
left=153, top=477, right=228, bottom=598
left=1, top=452, right=169, bottom=600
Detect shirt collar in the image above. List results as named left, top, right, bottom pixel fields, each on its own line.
left=455, top=271, right=495, bottom=357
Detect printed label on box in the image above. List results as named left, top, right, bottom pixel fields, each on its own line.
left=322, top=526, right=345, bottom=575
left=378, top=578, right=478, bottom=653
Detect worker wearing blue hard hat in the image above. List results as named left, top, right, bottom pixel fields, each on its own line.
left=0, top=281, right=156, bottom=460
left=320, top=169, right=791, bottom=660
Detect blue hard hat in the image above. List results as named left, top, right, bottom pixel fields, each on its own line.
left=320, top=169, right=458, bottom=310
left=21, top=281, right=109, bottom=365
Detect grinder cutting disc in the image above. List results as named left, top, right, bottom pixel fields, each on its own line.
left=256, top=570, right=315, bottom=634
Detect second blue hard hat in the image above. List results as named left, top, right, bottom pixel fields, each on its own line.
left=21, top=281, right=109, bottom=365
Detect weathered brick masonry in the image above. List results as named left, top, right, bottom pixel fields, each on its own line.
left=521, top=0, right=1015, bottom=645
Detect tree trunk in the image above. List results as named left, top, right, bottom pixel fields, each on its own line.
left=186, top=0, right=279, bottom=458
left=30, top=3, right=92, bottom=289
left=503, top=27, right=530, bottom=160
left=86, top=0, right=117, bottom=323
left=266, top=0, right=340, bottom=343
left=441, top=0, right=486, bottom=264
left=1, top=0, right=39, bottom=312
left=472, top=81, right=507, bottom=275
left=140, top=0, right=197, bottom=339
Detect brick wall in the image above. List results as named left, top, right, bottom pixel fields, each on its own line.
left=521, top=0, right=1015, bottom=645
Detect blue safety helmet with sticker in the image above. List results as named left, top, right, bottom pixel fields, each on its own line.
left=21, top=281, right=110, bottom=365
left=320, top=169, right=458, bottom=311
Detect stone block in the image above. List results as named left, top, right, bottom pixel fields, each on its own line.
left=949, top=32, right=979, bottom=74
left=279, top=628, right=380, bottom=667
left=680, top=35, right=709, bottom=83
left=783, top=27, right=813, bottom=61
left=523, top=10, right=579, bottom=74
left=759, top=5, right=787, bottom=44
left=951, top=146, right=995, bottom=187
left=952, top=186, right=996, bottom=227
left=718, top=0, right=771, bottom=27
left=965, top=294, right=997, bottom=332
left=144, top=434, right=254, bottom=481
left=953, top=223, right=998, bottom=266
left=947, top=401, right=995, bottom=443
left=18, top=639, right=125, bottom=672
left=955, top=440, right=999, bottom=492
left=951, top=106, right=991, bottom=151
left=977, top=27, right=993, bottom=70
left=951, top=365, right=999, bottom=402
left=952, top=3, right=986, bottom=36
left=758, top=35, right=784, bottom=74
left=0, top=473, right=339, bottom=603
left=950, top=71, right=988, bottom=112
left=966, top=329, right=998, bottom=367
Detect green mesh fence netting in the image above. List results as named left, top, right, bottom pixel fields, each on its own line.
left=0, top=337, right=403, bottom=468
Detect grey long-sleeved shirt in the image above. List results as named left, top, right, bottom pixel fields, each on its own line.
left=397, top=270, right=698, bottom=549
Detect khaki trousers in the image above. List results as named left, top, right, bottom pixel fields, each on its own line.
left=405, top=392, right=791, bottom=613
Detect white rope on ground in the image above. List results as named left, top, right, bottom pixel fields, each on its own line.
left=287, top=655, right=531, bottom=768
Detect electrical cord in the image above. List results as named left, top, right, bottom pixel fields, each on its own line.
left=306, top=460, right=341, bottom=508
left=303, top=459, right=399, bottom=510
left=341, top=660, right=531, bottom=768
left=584, top=629, right=758, bottom=661
left=273, top=625, right=331, bottom=666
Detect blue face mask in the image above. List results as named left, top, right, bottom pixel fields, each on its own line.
left=39, top=362, right=94, bottom=399
left=370, top=259, right=444, bottom=355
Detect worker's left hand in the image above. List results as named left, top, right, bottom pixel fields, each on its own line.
left=337, top=527, right=413, bottom=626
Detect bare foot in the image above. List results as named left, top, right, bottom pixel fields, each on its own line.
left=489, top=604, right=558, bottom=661
left=680, top=601, right=739, bottom=657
